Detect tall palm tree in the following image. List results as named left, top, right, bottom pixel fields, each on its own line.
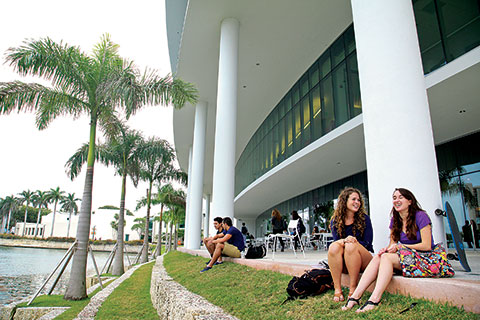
left=0, top=195, right=19, bottom=233
left=0, top=35, right=197, bottom=300
left=46, top=187, right=65, bottom=237
left=32, top=190, right=49, bottom=237
left=136, top=137, right=187, bottom=263
left=66, top=125, right=143, bottom=275
left=60, top=193, right=81, bottom=238
left=18, top=190, right=34, bottom=236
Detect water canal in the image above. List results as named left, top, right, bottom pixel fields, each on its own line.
left=0, top=246, right=121, bottom=305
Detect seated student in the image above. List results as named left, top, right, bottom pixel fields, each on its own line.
left=311, top=225, right=321, bottom=250
left=328, top=187, right=373, bottom=302
left=202, top=217, right=226, bottom=264
left=291, top=210, right=306, bottom=250
left=201, top=217, right=245, bottom=273
left=342, top=188, right=454, bottom=313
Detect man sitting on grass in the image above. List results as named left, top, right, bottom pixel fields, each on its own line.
left=201, top=217, right=245, bottom=273
left=203, top=217, right=226, bottom=265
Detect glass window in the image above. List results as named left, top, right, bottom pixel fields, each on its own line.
left=437, top=0, right=480, bottom=61
left=286, top=110, right=293, bottom=157
left=309, top=62, right=320, bottom=89
left=279, top=117, right=286, bottom=158
left=302, top=96, right=311, bottom=147
left=332, top=62, right=349, bottom=126
left=311, top=85, right=322, bottom=140
left=294, top=102, right=302, bottom=153
left=293, top=84, right=300, bottom=105
left=273, top=124, right=280, bottom=165
left=278, top=99, right=285, bottom=119
left=344, top=25, right=356, bottom=55
left=331, top=36, right=345, bottom=68
left=285, top=92, right=292, bottom=112
left=413, top=0, right=446, bottom=73
left=300, top=75, right=309, bottom=98
left=319, top=50, right=331, bottom=79
left=320, top=75, right=335, bottom=134
left=347, top=54, right=362, bottom=117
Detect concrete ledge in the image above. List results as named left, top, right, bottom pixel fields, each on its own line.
left=150, top=255, right=238, bottom=320
left=11, top=307, right=68, bottom=320
left=179, top=247, right=480, bottom=314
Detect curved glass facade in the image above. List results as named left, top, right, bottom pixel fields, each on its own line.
left=235, top=25, right=361, bottom=196
left=235, top=1, right=480, bottom=197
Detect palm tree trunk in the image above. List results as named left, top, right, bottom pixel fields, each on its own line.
left=6, top=207, right=12, bottom=232
left=140, top=181, right=153, bottom=263
left=50, top=201, right=57, bottom=237
left=67, top=211, right=72, bottom=238
left=35, top=202, right=42, bottom=237
left=112, top=171, right=127, bottom=275
left=174, top=223, right=178, bottom=250
left=168, top=222, right=173, bottom=252
left=64, top=117, right=96, bottom=301
left=155, top=204, right=164, bottom=257
left=22, top=202, right=29, bottom=236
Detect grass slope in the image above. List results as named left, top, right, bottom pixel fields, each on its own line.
left=95, top=261, right=158, bottom=320
left=163, top=251, right=479, bottom=320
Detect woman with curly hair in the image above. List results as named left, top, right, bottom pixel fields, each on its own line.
left=342, top=188, right=453, bottom=313
left=328, top=187, right=373, bottom=302
left=271, top=209, right=286, bottom=251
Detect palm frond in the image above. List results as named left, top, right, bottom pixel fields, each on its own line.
left=65, top=143, right=90, bottom=180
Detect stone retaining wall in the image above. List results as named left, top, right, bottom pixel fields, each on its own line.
left=150, top=256, right=238, bottom=320
left=0, top=238, right=142, bottom=252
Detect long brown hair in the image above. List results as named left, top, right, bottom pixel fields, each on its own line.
left=390, top=188, right=425, bottom=241
left=272, top=209, right=282, bottom=221
left=330, top=187, right=367, bottom=238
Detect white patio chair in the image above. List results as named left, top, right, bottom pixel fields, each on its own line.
left=320, top=233, right=334, bottom=250
left=266, top=219, right=305, bottom=259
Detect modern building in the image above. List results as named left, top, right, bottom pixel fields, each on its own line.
left=167, top=0, right=480, bottom=250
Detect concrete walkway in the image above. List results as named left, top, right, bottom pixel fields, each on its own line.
left=179, top=247, right=480, bottom=314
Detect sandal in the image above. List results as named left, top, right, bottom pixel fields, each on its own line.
left=357, top=300, right=380, bottom=312
left=333, top=292, right=344, bottom=302
left=342, top=297, right=361, bottom=311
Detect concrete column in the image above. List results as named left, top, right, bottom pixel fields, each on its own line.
left=184, top=146, right=193, bottom=247
left=186, top=101, right=208, bottom=249
left=204, top=194, right=211, bottom=238
left=351, top=0, right=445, bottom=251
left=211, top=18, right=239, bottom=219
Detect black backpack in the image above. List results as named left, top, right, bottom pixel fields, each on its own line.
left=245, top=244, right=267, bottom=259
left=282, top=268, right=333, bottom=304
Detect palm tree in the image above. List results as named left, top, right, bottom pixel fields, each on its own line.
left=32, top=190, right=49, bottom=237
left=0, top=35, right=197, bottom=300
left=45, top=187, right=65, bottom=237
left=18, top=190, right=34, bottom=236
left=60, top=193, right=81, bottom=238
left=0, top=195, right=19, bottom=233
left=66, top=125, right=143, bottom=275
left=136, top=137, right=187, bottom=263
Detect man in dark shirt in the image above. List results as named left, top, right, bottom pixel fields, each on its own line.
left=201, top=217, right=245, bottom=273
left=203, top=217, right=226, bottom=263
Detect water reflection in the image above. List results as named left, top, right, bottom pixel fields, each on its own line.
left=0, top=246, right=133, bottom=305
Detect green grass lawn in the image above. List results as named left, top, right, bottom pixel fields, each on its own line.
left=163, top=251, right=480, bottom=320
left=95, top=261, right=158, bottom=320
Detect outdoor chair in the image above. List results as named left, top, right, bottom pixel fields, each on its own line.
left=266, top=219, right=306, bottom=259
left=319, top=233, right=334, bottom=250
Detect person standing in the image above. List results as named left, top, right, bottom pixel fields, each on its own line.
left=462, top=220, right=473, bottom=248
left=271, top=209, right=286, bottom=252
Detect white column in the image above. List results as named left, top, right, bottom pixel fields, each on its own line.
left=204, top=194, right=211, bottom=238
left=211, top=18, right=239, bottom=219
left=184, top=146, right=193, bottom=247
left=351, top=0, right=445, bottom=251
left=186, top=101, right=208, bottom=249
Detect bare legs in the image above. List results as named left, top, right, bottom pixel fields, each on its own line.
left=343, top=252, right=401, bottom=312
left=203, top=238, right=222, bottom=263
left=207, top=242, right=224, bottom=268
left=328, top=242, right=372, bottom=302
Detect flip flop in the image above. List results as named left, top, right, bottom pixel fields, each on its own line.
left=357, top=300, right=380, bottom=312
left=333, top=292, right=344, bottom=302
left=342, top=297, right=361, bottom=311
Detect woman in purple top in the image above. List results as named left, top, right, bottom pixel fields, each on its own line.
left=328, top=187, right=373, bottom=302
left=343, top=188, right=434, bottom=313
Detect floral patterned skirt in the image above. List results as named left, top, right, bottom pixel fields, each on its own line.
left=397, top=243, right=455, bottom=278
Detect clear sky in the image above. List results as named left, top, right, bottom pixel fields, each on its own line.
left=0, top=0, right=177, bottom=218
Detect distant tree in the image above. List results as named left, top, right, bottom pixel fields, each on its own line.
left=131, top=217, right=146, bottom=239
left=46, top=187, right=65, bottom=237
left=18, top=190, right=34, bottom=236
left=60, top=193, right=81, bottom=238
left=0, top=195, right=19, bottom=233
left=32, top=190, right=49, bottom=237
